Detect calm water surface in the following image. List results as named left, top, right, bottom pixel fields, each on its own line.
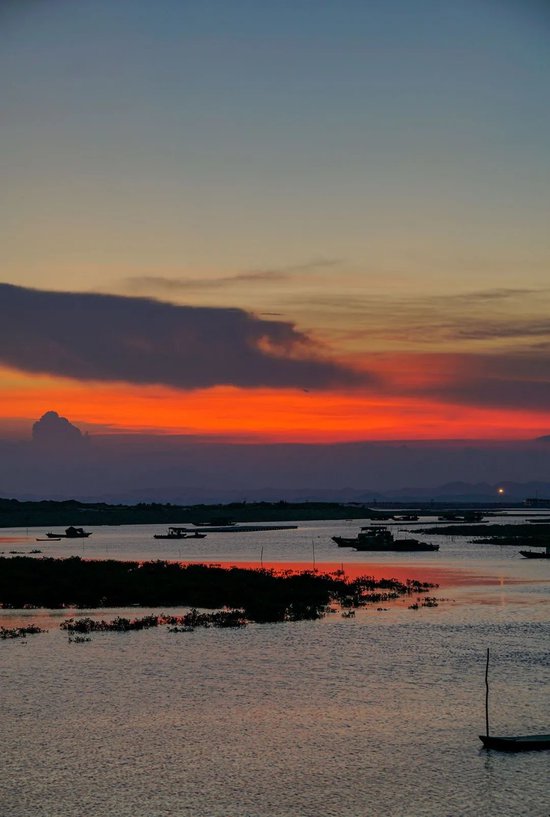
left=1, top=517, right=549, bottom=816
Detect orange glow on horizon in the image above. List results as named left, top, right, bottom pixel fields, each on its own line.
left=1, top=365, right=550, bottom=442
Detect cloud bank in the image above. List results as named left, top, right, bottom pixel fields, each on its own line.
left=32, top=410, right=88, bottom=451
left=0, top=284, right=363, bottom=390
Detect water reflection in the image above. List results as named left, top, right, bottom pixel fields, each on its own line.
left=1, top=517, right=549, bottom=816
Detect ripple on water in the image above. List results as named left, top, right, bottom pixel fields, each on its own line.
left=1, top=611, right=549, bottom=817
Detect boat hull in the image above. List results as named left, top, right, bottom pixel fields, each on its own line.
left=480, top=734, right=550, bottom=751
left=519, top=550, right=550, bottom=559
left=332, top=537, right=356, bottom=547
left=331, top=536, right=438, bottom=552
left=46, top=532, right=91, bottom=539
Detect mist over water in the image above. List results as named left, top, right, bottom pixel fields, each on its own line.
left=2, top=517, right=549, bottom=816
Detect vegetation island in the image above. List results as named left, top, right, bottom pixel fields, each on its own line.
left=0, top=557, right=436, bottom=623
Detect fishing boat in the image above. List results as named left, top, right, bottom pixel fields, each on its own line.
left=46, top=527, right=92, bottom=539
left=479, top=648, right=550, bottom=751
left=332, top=525, right=439, bottom=552
left=519, top=546, right=550, bottom=559
left=154, top=527, right=207, bottom=540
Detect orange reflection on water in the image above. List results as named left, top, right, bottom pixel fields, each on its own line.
left=181, top=560, right=492, bottom=589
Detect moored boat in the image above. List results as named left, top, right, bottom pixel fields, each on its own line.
left=519, top=546, right=550, bottom=559
left=46, top=527, right=92, bottom=539
left=480, top=648, right=550, bottom=751
left=154, top=527, right=207, bottom=540
left=332, top=526, right=439, bottom=552
left=479, top=734, right=550, bottom=751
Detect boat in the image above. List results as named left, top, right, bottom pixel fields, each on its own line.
left=479, top=648, right=549, bottom=751
left=154, top=528, right=207, bottom=540
left=479, top=734, right=550, bottom=751
left=332, top=525, right=439, bottom=552
left=438, top=511, right=484, bottom=522
left=46, top=527, right=92, bottom=539
left=519, top=546, right=550, bottom=559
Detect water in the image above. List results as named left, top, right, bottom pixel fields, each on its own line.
left=1, top=517, right=549, bottom=816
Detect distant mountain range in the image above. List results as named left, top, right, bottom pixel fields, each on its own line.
left=1, top=411, right=550, bottom=504
left=5, top=481, right=550, bottom=505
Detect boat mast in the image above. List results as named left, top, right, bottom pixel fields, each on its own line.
left=485, top=648, right=490, bottom=738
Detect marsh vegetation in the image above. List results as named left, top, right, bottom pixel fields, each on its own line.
left=0, top=557, right=436, bottom=623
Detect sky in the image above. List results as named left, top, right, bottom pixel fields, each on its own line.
left=2, top=0, right=550, bottom=443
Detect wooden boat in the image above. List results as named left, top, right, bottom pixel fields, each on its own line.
left=46, top=527, right=92, bottom=539
left=332, top=526, right=439, bottom=552
left=480, top=648, right=549, bottom=751
left=154, top=527, right=207, bottom=540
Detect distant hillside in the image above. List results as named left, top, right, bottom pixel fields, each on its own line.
left=0, top=495, right=531, bottom=528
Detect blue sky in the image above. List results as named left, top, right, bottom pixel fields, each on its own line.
left=2, top=0, right=549, bottom=286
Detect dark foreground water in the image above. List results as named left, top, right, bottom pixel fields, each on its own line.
left=1, top=517, right=549, bottom=816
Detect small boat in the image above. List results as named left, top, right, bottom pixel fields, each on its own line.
left=332, top=525, right=439, bottom=552
left=519, top=546, right=550, bottom=559
left=438, top=511, right=484, bottom=522
left=46, top=527, right=92, bottom=539
left=479, top=734, right=550, bottom=751
left=154, top=527, right=207, bottom=540
left=480, top=648, right=549, bottom=751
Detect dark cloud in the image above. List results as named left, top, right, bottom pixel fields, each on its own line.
left=433, top=374, right=550, bottom=410
left=0, top=284, right=364, bottom=390
left=32, top=410, right=88, bottom=450
left=408, top=351, right=550, bottom=411
left=32, top=410, right=83, bottom=441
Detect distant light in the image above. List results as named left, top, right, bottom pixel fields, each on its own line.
left=497, top=487, right=505, bottom=495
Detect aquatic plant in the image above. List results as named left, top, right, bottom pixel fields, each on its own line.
left=0, top=557, right=437, bottom=623
left=0, top=624, right=46, bottom=639
left=60, top=609, right=247, bottom=633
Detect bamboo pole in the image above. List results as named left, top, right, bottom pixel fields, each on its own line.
left=485, top=647, right=490, bottom=737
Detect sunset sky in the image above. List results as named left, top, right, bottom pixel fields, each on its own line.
left=2, top=0, right=550, bottom=441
